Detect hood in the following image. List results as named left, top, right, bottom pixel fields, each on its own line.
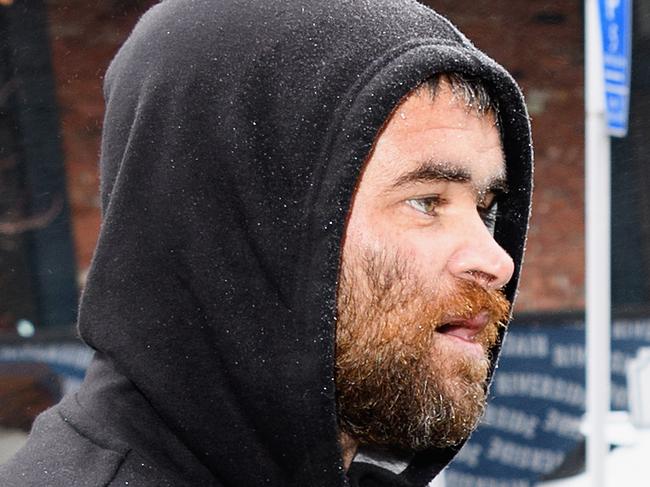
left=76, top=0, right=533, bottom=485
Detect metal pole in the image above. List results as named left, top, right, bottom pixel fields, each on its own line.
left=585, top=1, right=611, bottom=486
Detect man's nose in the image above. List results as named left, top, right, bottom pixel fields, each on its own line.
left=447, top=223, right=515, bottom=290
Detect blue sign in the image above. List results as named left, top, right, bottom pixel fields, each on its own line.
left=598, top=0, right=633, bottom=137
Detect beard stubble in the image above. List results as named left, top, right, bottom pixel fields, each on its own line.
left=335, top=250, right=511, bottom=452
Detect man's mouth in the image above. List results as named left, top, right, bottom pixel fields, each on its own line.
left=436, top=311, right=490, bottom=357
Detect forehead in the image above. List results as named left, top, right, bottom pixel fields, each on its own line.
left=364, top=83, right=505, bottom=189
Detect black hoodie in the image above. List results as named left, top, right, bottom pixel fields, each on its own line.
left=0, top=1, right=532, bottom=485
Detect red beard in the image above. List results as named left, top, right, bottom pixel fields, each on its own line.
left=335, top=251, right=510, bottom=451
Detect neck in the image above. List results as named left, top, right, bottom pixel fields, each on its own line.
left=339, top=431, right=359, bottom=471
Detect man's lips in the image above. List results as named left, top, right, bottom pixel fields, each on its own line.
left=436, top=311, right=489, bottom=344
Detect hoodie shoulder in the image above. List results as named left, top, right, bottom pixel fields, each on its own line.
left=0, top=405, right=182, bottom=487
left=0, top=406, right=123, bottom=486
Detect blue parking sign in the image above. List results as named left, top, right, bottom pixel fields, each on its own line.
left=598, top=0, right=632, bottom=137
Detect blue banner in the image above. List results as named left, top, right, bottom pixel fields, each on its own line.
left=446, top=317, right=650, bottom=486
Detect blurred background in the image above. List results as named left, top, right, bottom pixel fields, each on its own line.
left=1, top=0, right=649, bottom=484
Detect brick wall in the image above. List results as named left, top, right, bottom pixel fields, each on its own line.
left=47, top=0, right=586, bottom=312
left=46, top=0, right=156, bottom=281
left=425, top=1, right=586, bottom=312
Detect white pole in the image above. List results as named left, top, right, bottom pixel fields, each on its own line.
left=585, top=1, right=611, bottom=486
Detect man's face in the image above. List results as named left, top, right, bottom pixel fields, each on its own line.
left=335, top=81, right=515, bottom=452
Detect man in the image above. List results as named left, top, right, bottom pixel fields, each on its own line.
left=0, top=0, right=532, bottom=486
left=336, top=75, right=517, bottom=471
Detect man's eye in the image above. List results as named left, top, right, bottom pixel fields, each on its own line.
left=406, top=196, right=442, bottom=215
left=478, top=202, right=498, bottom=232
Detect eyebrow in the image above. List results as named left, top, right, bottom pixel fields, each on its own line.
left=390, top=159, right=509, bottom=195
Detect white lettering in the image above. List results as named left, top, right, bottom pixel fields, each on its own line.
left=552, top=343, right=584, bottom=368
left=611, top=350, right=633, bottom=375
left=542, top=408, right=582, bottom=440
left=611, top=382, right=628, bottom=410
left=494, top=372, right=585, bottom=407
left=612, top=320, right=650, bottom=341
left=482, top=405, right=539, bottom=439
left=606, top=0, right=620, bottom=20
left=486, top=436, right=564, bottom=474
left=607, top=23, right=620, bottom=53
left=501, top=334, right=549, bottom=358
left=444, top=471, right=530, bottom=487
left=0, top=344, right=92, bottom=371
left=455, top=442, right=483, bottom=468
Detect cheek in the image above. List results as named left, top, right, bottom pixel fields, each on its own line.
left=344, top=214, right=455, bottom=283
left=342, top=205, right=385, bottom=259
left=398, top=230, right=454, bottom=281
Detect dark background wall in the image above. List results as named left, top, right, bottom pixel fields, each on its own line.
left=43, top=0, right=588, bottom=315
left=424, top=0, right=586, bottom=312
left=46, top=0, right=157, bottom=282
left=7, top=1, right=650, bottom=319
